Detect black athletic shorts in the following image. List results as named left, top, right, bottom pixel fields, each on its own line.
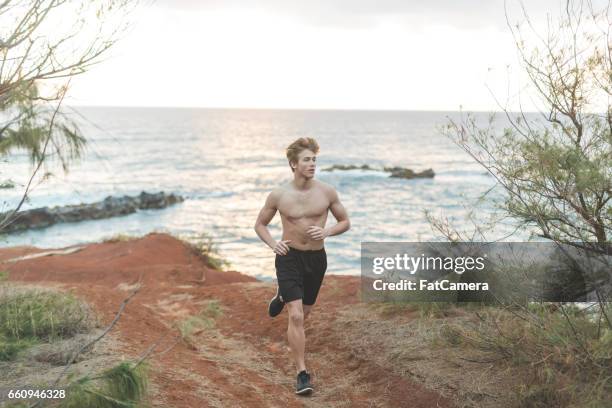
left=275, top=247, right=327, bottom=305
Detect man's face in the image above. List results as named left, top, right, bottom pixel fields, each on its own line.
left=292, top=149, right=317, bottom=178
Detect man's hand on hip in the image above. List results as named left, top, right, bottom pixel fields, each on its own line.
left=273, top=240, right=292, bottom=255
left=307, top=226, right=329, bottom=240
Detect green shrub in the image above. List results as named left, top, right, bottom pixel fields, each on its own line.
left=0, top=289, right=90, bottom=340
left=60, top=362, right=148, bottom=408
left=0, top=287, right=91, bottom=360
left=183, top=233, right=231, bottom=271
left=0, top=336, right=37, bottom=360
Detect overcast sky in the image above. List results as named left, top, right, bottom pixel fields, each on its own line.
left=65, top=0, right=588, bottom=111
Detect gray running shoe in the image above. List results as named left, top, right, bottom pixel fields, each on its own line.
left=296, top=370, right=313, bottom=395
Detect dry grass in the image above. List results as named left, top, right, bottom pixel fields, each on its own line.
left=0, top=284, right=95, bottom=361
left=336, top=303, right=522, bottom=407
left=178, top=299, right=223, bottom=341
left=0, top=283, right=149, bottom=408
left=103, top=233, right=137, bottom=243
left=436, top=303, right=612, bottom=408
left=364, top=300, right=612, bottom=407
left=180, top=233, right=231, bottom=271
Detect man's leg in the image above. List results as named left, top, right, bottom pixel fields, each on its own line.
left=303, top=304, right=313, bottom=321
left=286, top=299, right=306, bottom=373
left=302, top=249, right=326, bottom=323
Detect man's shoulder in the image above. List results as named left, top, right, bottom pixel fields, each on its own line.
left=269, top=184, right=292, bottom=200
left=313, top=180, right=339, bottom=202
left=315, top=180, right=337, bottom=195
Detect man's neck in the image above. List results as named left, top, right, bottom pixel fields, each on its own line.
left=292, top=175, right=314, bottom=191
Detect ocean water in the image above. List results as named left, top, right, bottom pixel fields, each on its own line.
left=0, top=107, right=529, bottom=279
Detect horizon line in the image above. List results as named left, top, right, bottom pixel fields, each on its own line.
left=66, top=104, right=540, bottom=114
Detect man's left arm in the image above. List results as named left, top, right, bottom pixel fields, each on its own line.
left=307, top=189, right=350, bottom=240
left=325, top=189, right=350, bottom=237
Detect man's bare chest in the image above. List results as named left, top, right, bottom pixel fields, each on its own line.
left=278, top=192, right=329, bottom=219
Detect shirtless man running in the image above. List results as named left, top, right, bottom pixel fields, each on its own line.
left=254, top=137, right=351, bottom=395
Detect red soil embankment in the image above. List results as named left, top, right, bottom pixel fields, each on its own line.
left=2, top=233, right=452, bottom=408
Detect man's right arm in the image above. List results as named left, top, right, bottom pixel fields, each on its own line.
left=254, top=191, right=291, bottom=255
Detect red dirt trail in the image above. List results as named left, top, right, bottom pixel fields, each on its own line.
left=1, top=233, right=452, bottom=408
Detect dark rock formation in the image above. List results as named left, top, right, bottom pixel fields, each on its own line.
left=322, top=164, right=374, bottom=171
left=1, top=191, right=184, bottom=234
left=386, top=167, right=435, bottom=179
left=322, top=164, right=435, bottom=179
left=0, top=180, right=15, bottom=189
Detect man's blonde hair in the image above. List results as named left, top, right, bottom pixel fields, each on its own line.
left=286, top=137, right=319, bottom=172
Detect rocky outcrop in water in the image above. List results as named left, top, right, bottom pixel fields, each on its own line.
left=0, top=180, right=15, bottom=189
left=1, top=191, right=184, bottom=234
left=322, top=164, right=435, bottom=179
left=384, top=167, right=435, bottom=179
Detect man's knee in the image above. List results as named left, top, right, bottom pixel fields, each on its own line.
left=288, top=310, right=304, bottom=326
